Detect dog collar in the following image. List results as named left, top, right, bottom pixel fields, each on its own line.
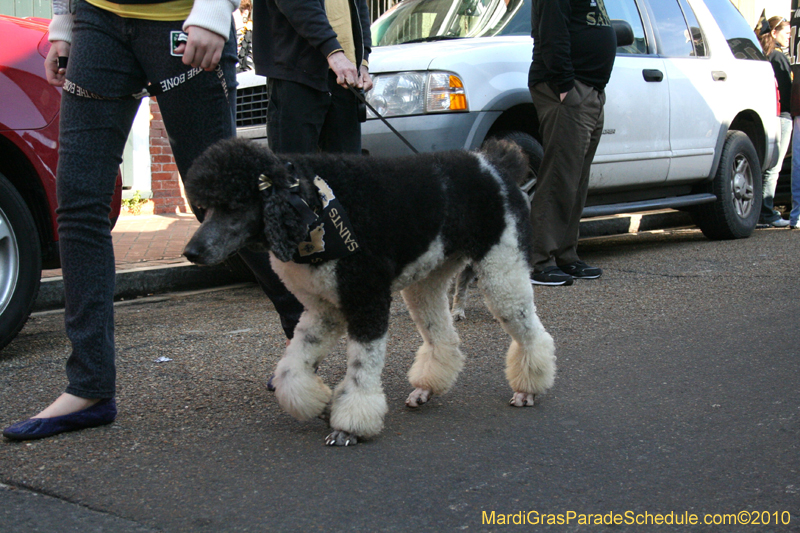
left=259, top=172, right=318, bottom=228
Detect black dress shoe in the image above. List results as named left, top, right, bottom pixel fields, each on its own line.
left=3, top=398, right=116, bottom=441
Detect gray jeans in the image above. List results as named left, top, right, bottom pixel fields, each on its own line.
left=761, top=116, right=791, bottom=223
left=56, top=2, right=296, bottom=398
left=528, top=80, right=605, bottom=270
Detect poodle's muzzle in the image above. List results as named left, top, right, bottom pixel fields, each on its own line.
left=183, top=205, right=264, bottom=265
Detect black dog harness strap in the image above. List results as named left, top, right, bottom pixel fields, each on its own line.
left=259, top=173, right=360, bottom=264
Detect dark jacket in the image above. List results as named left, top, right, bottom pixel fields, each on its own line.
left=252, top=0, right=371, bottom=93
left=768, top=50, right=791, bottom=118
left=791, top=63, right=800, bottom=118
left=528, top=0, right=616, bottom=94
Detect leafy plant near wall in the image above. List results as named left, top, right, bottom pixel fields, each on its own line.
left=122, top=190, right=148, bottom=215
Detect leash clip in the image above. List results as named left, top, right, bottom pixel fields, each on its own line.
left=132, top=88, right=151, bottom=100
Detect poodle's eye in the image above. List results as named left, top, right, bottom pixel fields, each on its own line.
left=284, top=161, right=295, bottom=174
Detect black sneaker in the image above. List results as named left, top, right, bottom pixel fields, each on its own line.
left=531, top=266, right=574, bottom=286
left=559, top=260, right=602, bottom=279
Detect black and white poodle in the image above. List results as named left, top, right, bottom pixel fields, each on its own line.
left=182, top=138, right=555, bottom=446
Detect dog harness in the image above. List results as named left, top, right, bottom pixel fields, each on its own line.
left=259, top=173, right=360, bottom=264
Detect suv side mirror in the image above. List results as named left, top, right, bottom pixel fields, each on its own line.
left=611, top=19, right=634, bottom=47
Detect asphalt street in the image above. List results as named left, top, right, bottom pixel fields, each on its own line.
left=1, top=226, right=798, bottom=532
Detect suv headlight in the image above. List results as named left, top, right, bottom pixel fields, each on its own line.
left=366, top=71, right=467, bottom=118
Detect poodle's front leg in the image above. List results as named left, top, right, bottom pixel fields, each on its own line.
left=326, top=335, right=389, bottom=446
left=273, top=306, right=345, bottom=421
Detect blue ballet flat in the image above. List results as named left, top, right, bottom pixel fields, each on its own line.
left=2, top=398, right=117, bottom=441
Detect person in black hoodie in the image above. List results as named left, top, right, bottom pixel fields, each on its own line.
left=251, top=0, right=372, bottom=154
left=757, top=16, right=792, bottom=228
left=247, top=0, right=372, bottom=387
left=528, top=0, right=616, bottom=286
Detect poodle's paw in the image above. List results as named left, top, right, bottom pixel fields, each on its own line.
left=273, top=364, right=331, bottom=420
left=509, top=392, right=535, bottom=407
left=451, top=307, right=466, bottom=321
left=405, top=388, right=433, bottom=408
left=329, top=388, right=387, bottom=438
left=325, top=430, right=358, bottom=446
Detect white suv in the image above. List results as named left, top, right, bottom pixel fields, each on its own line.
left=236, top=0, right=779, bottom=239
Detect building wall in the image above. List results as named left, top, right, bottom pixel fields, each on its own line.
left=0, top=0, right=51, bottom=18
left=734, top=0, right=790, bottom=25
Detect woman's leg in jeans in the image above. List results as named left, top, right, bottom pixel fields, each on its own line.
left=791, top=117, right=800, bottom=226
left=32, top=2, right=147, bottom=419
left=761, top=116, right=792, bottom=222
left=58, top=93, right=141, bottom=400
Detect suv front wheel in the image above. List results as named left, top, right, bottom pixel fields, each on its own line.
left=487, top=131, right=543, bottom=205
left=0, top=172, right=42, bottom=351
left=691, top=131, right=762, bottom=240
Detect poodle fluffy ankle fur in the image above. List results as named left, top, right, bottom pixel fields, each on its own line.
left=182, top=138, right=556, bottom=446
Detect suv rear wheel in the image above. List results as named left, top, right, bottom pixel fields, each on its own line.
left=691, top=131, right=761, bottom=240
left=0, top=172, right=42, bottom=351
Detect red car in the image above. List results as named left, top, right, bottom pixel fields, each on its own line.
left=0, top=15, right=122, bottom=351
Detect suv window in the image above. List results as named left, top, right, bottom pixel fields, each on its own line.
left=375, top=0, right=646, bottom=55
left=649, top=0, right=697, bottom=57
left=678, top=0, right=708, bottom=56
left=702, top=0, right=765, bottom=59
left=606, top=0, right=648, bottom=54
left=373, top=0, right=529, bottom=46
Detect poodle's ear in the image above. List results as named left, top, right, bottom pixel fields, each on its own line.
left=262, top=187, right=307, bottom=263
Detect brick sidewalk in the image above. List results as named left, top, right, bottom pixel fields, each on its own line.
left=41, top=214, right=200, bottom=279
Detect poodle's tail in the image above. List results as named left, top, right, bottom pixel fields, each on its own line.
left=480, top=138, right=529, bottom=186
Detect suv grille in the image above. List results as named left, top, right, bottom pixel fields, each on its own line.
left=236, top=84, right=268, bottom=127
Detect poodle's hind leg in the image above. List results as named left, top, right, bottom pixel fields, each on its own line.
left=451, top=263, right=477, bottom=322
left=475, top=243, right=556, bottom=406
left=403, top=260, right=467, bottom=408
left=273, top=304, right=346, bottom=421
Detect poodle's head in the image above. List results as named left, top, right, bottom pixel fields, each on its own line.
left=183, top=138, right=317, bottom=265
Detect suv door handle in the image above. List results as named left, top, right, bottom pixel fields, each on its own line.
left=712, top=70, right=727, bottom=81
left=642, top=69, right=663, bottom=82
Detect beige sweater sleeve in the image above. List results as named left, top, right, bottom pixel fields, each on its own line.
left=325, top=0, right=356, bottom=65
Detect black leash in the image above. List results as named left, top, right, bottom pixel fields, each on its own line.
left=348, top=85, right=419, bottom=154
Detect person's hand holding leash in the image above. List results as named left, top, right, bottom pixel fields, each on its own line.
left=44, top=41, right=70, bottom=87
left=328, top=50, right=359, bottom=88
left=175, top=26, right=225, bottom=70
left=358, top=65, right=372, bottom=92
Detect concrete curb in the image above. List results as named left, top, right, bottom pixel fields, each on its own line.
left=579, top=209, right=692, bottom=238
left=35, top=261, right=255, bottom=312
left=33, top=209, right=694, bottom=312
